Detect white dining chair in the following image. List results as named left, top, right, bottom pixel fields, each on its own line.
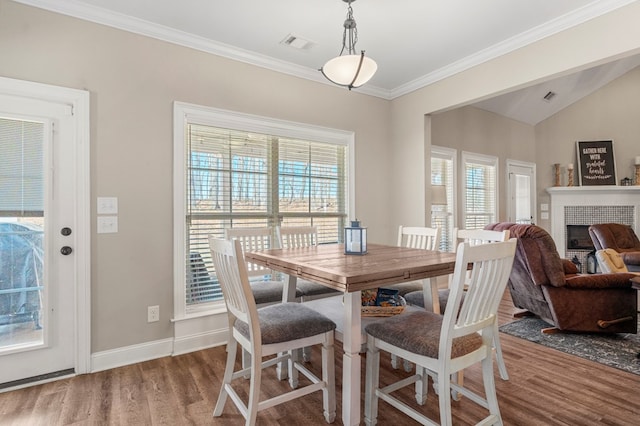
left=225, top=227, right=304, bottom=305
left=209, top=237, right=337, bottom=425
left=364, top=239, right=517, bottom=426
left=405, top=227, right=512, bottom=381
left=277, top=225, right=341, bottom=362
left=276, top=225, right=341, bottom=301
left=389, top=225, right=441, bottom=371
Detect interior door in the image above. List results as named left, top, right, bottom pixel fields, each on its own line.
left=0, top=91, right=79, bottom=386
left=507, top=160, right=536, bottom=225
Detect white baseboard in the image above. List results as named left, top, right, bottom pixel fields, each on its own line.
left=173, top=328, right=228, bottom=356
left=91, top=329, right=229, bottom=373
left=91, top=338, right=174, bottom=373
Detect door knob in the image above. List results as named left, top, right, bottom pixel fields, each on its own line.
left=60, top=246, right=73, bottom=255
left=61, top=227, right=72, bottom=236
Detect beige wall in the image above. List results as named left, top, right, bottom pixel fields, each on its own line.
left=431, top=106, right=536, bottom=225
left=3, top=0, right=640, bottom=355
left=0, top=1, right=391, bottom=352
left=535, top=65, right=640, bottom=229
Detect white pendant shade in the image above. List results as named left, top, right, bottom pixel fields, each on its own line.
left=322, top=54, right=377, bottom=88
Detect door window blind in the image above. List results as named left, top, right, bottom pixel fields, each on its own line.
left=0, top=117, right=44, bottom=217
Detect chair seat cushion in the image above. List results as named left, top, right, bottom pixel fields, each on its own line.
left=404, top=289, right=464, bottom=314
left=250, top=280, right=303, bottom=305
left=235, top=302, right=336, bottom=344
left=385, top=281, right=425, bottom=297
left=297, top=279, right=341, bottom=297
left=365, top=311, right=482, bottom=358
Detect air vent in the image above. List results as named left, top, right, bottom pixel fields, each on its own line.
left=543, top=91, right=556, bottom=102
left=280, top=34, right=316, bottom=50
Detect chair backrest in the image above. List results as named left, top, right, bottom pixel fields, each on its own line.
left=453, top=228, right=510, bottom=250
left=208, top=237, right=257, bottom=331
left=589, top=223, right=640, bottom=252
left=225, top=227, right=275, bottom=279
left=441, top=239, right=517, bottom=357
left=277, top=225, right=318, bottom=249
left=397, top=226, right=440, bottom=250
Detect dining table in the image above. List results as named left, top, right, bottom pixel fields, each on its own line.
left=244, top=242, right=457, bottom=426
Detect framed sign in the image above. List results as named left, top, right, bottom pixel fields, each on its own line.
left=576, top=140, right=617, bottom=186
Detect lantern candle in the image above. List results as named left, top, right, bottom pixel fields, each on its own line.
left=344, top=219, right=367, bottom=255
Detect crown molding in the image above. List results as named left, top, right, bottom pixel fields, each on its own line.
left=14, top=0, right=638, bottom=100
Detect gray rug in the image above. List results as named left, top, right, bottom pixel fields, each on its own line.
left=499, top=317, right=640, bottom=375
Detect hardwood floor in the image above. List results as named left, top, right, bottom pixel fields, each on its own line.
left=1, top=292, right=639, bottom=425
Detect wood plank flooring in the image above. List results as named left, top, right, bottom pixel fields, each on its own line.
left=1, top=292, right=639, bottom=425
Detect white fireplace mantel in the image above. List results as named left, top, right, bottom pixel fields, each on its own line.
left=546, top=186, right=640, bottom=257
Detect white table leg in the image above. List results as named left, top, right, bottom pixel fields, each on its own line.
left=282, top=274, right=297, bottom=302
left=277, top=274, right=298, bottom=381
left=343, top=291, right=362, bottom=426
left=422, top=277, right=440, bottom=313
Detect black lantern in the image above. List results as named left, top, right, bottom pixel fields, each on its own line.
left=571, top=255, right=582, bottom=273
left=344, top=219, right=367, bottom=255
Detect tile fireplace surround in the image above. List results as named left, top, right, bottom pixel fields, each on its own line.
left=546, top=187, right=640, bottom=265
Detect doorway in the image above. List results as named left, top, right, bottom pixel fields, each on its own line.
left=506, top=160, right=536, bottom=225
left=0, top=77, right=90, bottom=388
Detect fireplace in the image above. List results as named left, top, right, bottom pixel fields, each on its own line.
left=566, top=225, right=595, bottom=250
left=546, top=186, right=640, bottom=263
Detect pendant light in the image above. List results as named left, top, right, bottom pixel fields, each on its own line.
left=320, top=0, right=377, bottom=90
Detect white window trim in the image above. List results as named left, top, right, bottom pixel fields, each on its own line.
left=461, top=151, right=499, bottom=229
left=172, top=102, right=355, bottom=321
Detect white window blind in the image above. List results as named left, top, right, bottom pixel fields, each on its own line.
left=0, top=117, right=44, bottom=217
left=431, top=146, right=456, bottom=251
left=182, top=121, right=348, bottom=309
left=462, top=152, right=497, bottom=230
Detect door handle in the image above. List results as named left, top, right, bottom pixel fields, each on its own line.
left=60, top=246, right=73, bottom=255
left=61, top=227, right=72, bottom=236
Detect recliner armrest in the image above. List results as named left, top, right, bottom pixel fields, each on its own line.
left=564, top=273, right=636, bottom=289
left=621, top=251, right=640, bottom=266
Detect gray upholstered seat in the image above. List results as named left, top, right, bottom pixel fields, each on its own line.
left=235, top=302, right=336, bottom=344
left=249, top=280, right=303, bottom=305
left=366, top=311, right=482, bottom=358
left=404, top=288, right=453, bottom=311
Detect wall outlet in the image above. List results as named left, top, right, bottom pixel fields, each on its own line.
left=148, top=305, right=159, bottom=322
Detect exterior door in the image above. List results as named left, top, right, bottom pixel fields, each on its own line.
left=0, top=78, right=90, bottom=387
left=507, top=160, right=536, bottom=224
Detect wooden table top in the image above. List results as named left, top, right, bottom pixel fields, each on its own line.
left=244, top=243, right=457, bottom=293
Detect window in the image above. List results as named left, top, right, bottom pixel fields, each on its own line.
left=431, top=146, right=456, bottom=251
left=461, top=151, right=498, bottom=230
left=174, top=103, right=353, bottom=318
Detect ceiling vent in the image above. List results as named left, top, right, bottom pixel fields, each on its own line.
left=280, top=34, right=315, bottom=50
left=543, top=91, right=557, bottom=102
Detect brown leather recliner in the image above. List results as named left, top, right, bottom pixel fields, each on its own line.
left=485, top=223, right=637, bottom=333
left=589, top=223, right=640, bottom=272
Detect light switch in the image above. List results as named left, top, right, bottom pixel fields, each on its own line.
left=97, top=216, right=118, bottom=233
left=541, top=212, right=549, bottom=220
left=97, top=197, right=118, bottom=214
left=540, top=203, right=549, bottom=211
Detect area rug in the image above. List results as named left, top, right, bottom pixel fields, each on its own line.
left=499, top=317, right=640, bottom=375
